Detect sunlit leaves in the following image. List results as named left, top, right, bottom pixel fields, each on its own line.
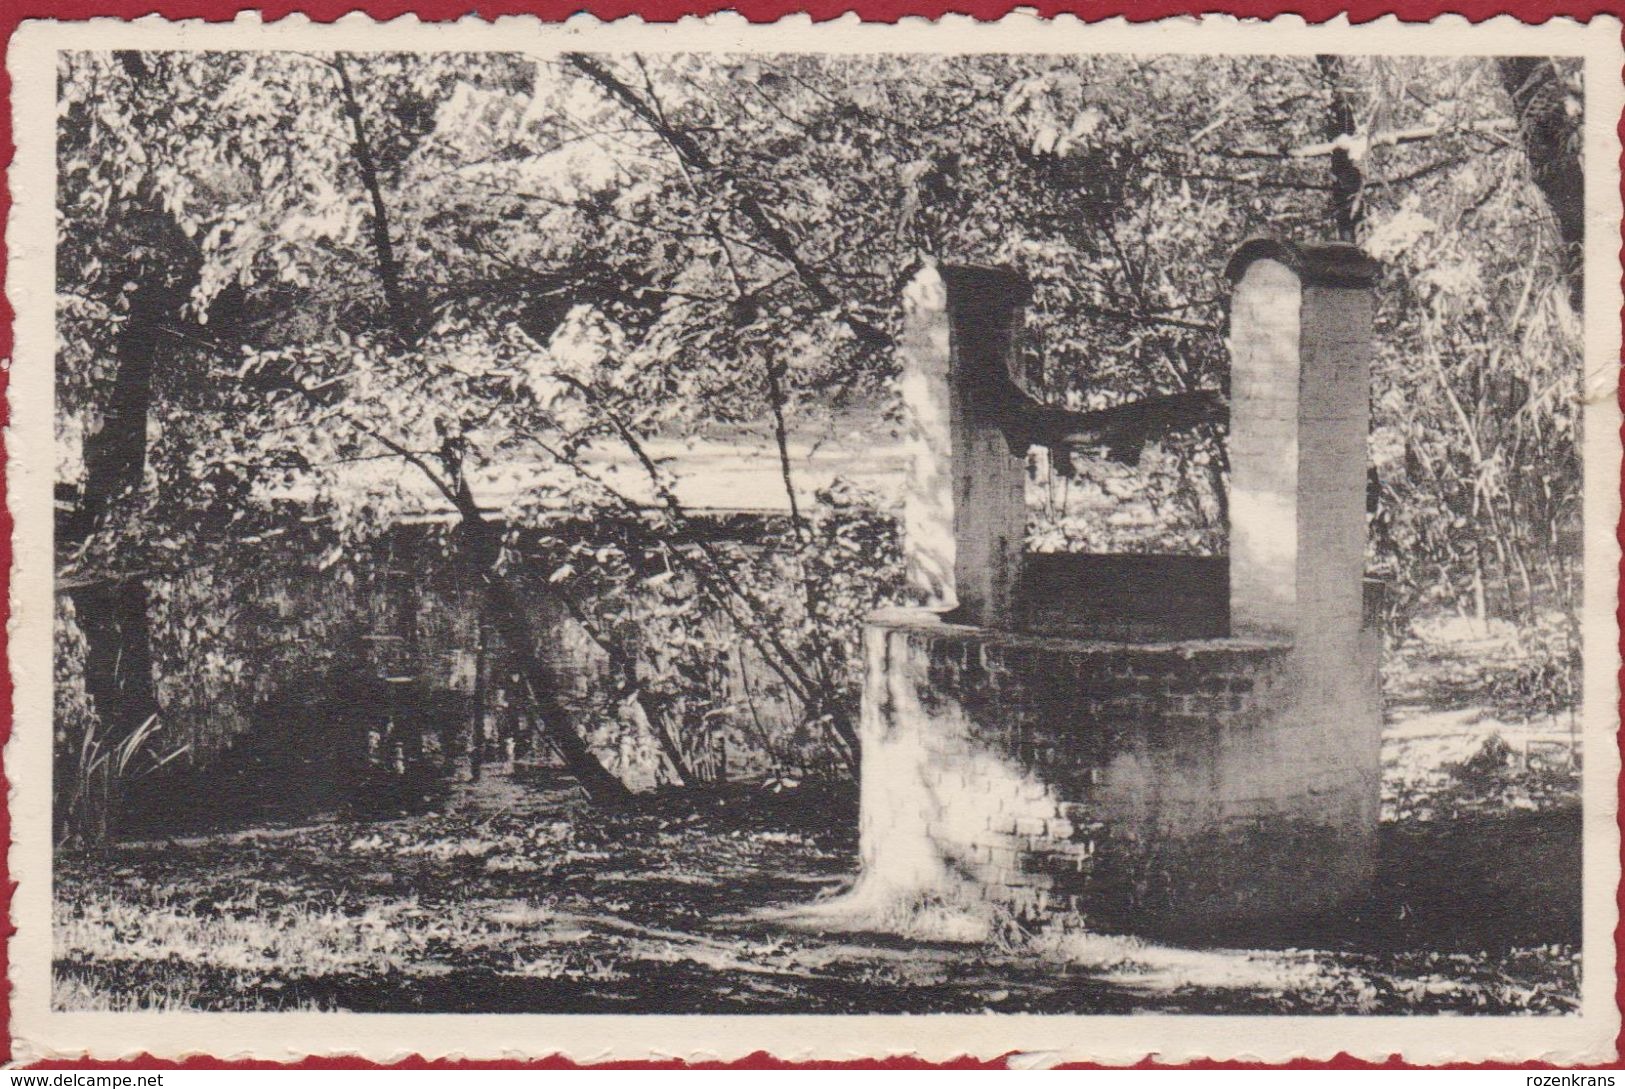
left=57, top=46, right=1582, bottom=692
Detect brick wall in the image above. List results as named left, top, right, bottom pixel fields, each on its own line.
left=1227, top=256, right=1302, bottom=639
left=67, top=521, right=806, bottom=801
left=1015, top=553, right=1228, bottom=640
left=860, top=239, right=1384, bottom=936
left=857, top=606, right=1379, bottom=935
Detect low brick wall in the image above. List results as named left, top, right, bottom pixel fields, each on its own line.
left=858, top=607, right=1380, bottom=936
left=1014, top=553, right=1228, bottom=641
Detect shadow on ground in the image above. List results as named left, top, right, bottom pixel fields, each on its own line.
left=54, top=760, right=1579, bottom=1016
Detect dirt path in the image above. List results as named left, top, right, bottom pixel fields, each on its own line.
left=55, top=740, right=1580, bottom=1015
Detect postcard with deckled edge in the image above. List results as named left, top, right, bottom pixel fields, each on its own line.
left=7, top=11, right=1622, bottom=1065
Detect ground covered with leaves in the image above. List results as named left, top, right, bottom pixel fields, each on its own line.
left=55, top=674, right=1582, bottom=1018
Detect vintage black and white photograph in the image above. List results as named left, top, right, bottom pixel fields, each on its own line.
left=9, top=12, right=1621, bottom=1064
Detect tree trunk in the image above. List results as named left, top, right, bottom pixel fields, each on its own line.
left=1496, top=57, right=1584, bottom=311
left=469, top=605, right=486, bottom=782
left=481, top=576, right=633, bottom=805
left=1316, top=54, right=1364, bottom=241
left=67, top=578, right=161, bottom=746
left=61, top=272, right=189, bottom=777
left=1471, top=550, right=1488, bottom=634
left=452, top=509, right=631, bottom=805
left=639, top=695, right=695, bottom=788
left=60, top=577, right=161, bottom=846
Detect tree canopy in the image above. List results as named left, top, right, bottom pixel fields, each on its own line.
left=54, top=48, right=1584, bottom=805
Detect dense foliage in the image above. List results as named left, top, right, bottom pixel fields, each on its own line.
left=54, top=49, right=1584, bottom=823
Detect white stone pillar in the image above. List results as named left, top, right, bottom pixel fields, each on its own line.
left=899, top=264, right=1031, bottom=628
left=899, top=266, right=957, bottom=611
left=1226, top=239, right=1377, bottom=649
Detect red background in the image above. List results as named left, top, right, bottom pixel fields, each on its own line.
left=2, top=0, right=1619, bottom=1069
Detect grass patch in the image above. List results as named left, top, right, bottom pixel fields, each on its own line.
left=54, top=753, right=1580, bottom=1016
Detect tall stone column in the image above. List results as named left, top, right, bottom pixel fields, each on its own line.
left=1226, top=239, right=1378, bottom=649
left=898, top=264, right=1031, bottom=628
left=1225, top=238, right=1383, bottom=884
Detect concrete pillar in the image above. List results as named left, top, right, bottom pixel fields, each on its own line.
left=899, top=266, right=957, bottom=611
left=1225, top=240, right=1382, bottom=898
left=1225, top=239, right=1378, bottom=646
left=898, top=264, right=1031, bottom=628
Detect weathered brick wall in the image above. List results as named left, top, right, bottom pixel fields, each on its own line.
left=860, top=239, right=1384, bottom=937
left=69, top=523, right=805, bottom=800
left=1227, top=241, right=1375, bottom=665
left=1227, top=256, right=1302, bottom=638
left=899, top=265, right=1033, bottom=627
left=858, top=607, right=1379, bottom=935
left=1015, top=553, right=1228, bottom=641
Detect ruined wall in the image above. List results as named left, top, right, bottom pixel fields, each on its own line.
left=899, top=265, right=1031, bottom=627
left=857, top=240, right=1384, bottom=934
left=134, top=528, right=497, bottom=765
left=59, top=520, right=806, bottom=825
left=857, top=607, right=1381, bottom=935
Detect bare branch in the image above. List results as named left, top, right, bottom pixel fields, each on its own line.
left=564, top=52, right=891, bottom=353
left=1286, top=117, right=1517, bottom=160
left=332, top=54, right=409, bottom=343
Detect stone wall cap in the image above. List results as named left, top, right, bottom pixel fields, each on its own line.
left=1225, top=238, right=1380, bottom=289
left=939, top=264, right=1033, bottom=309
left=866, top=605, right=1293, bottom=655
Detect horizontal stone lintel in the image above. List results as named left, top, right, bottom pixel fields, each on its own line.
left=1225, top=237, right=1381, bottom=288
left=869, top=605, right=1292, bottom=657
